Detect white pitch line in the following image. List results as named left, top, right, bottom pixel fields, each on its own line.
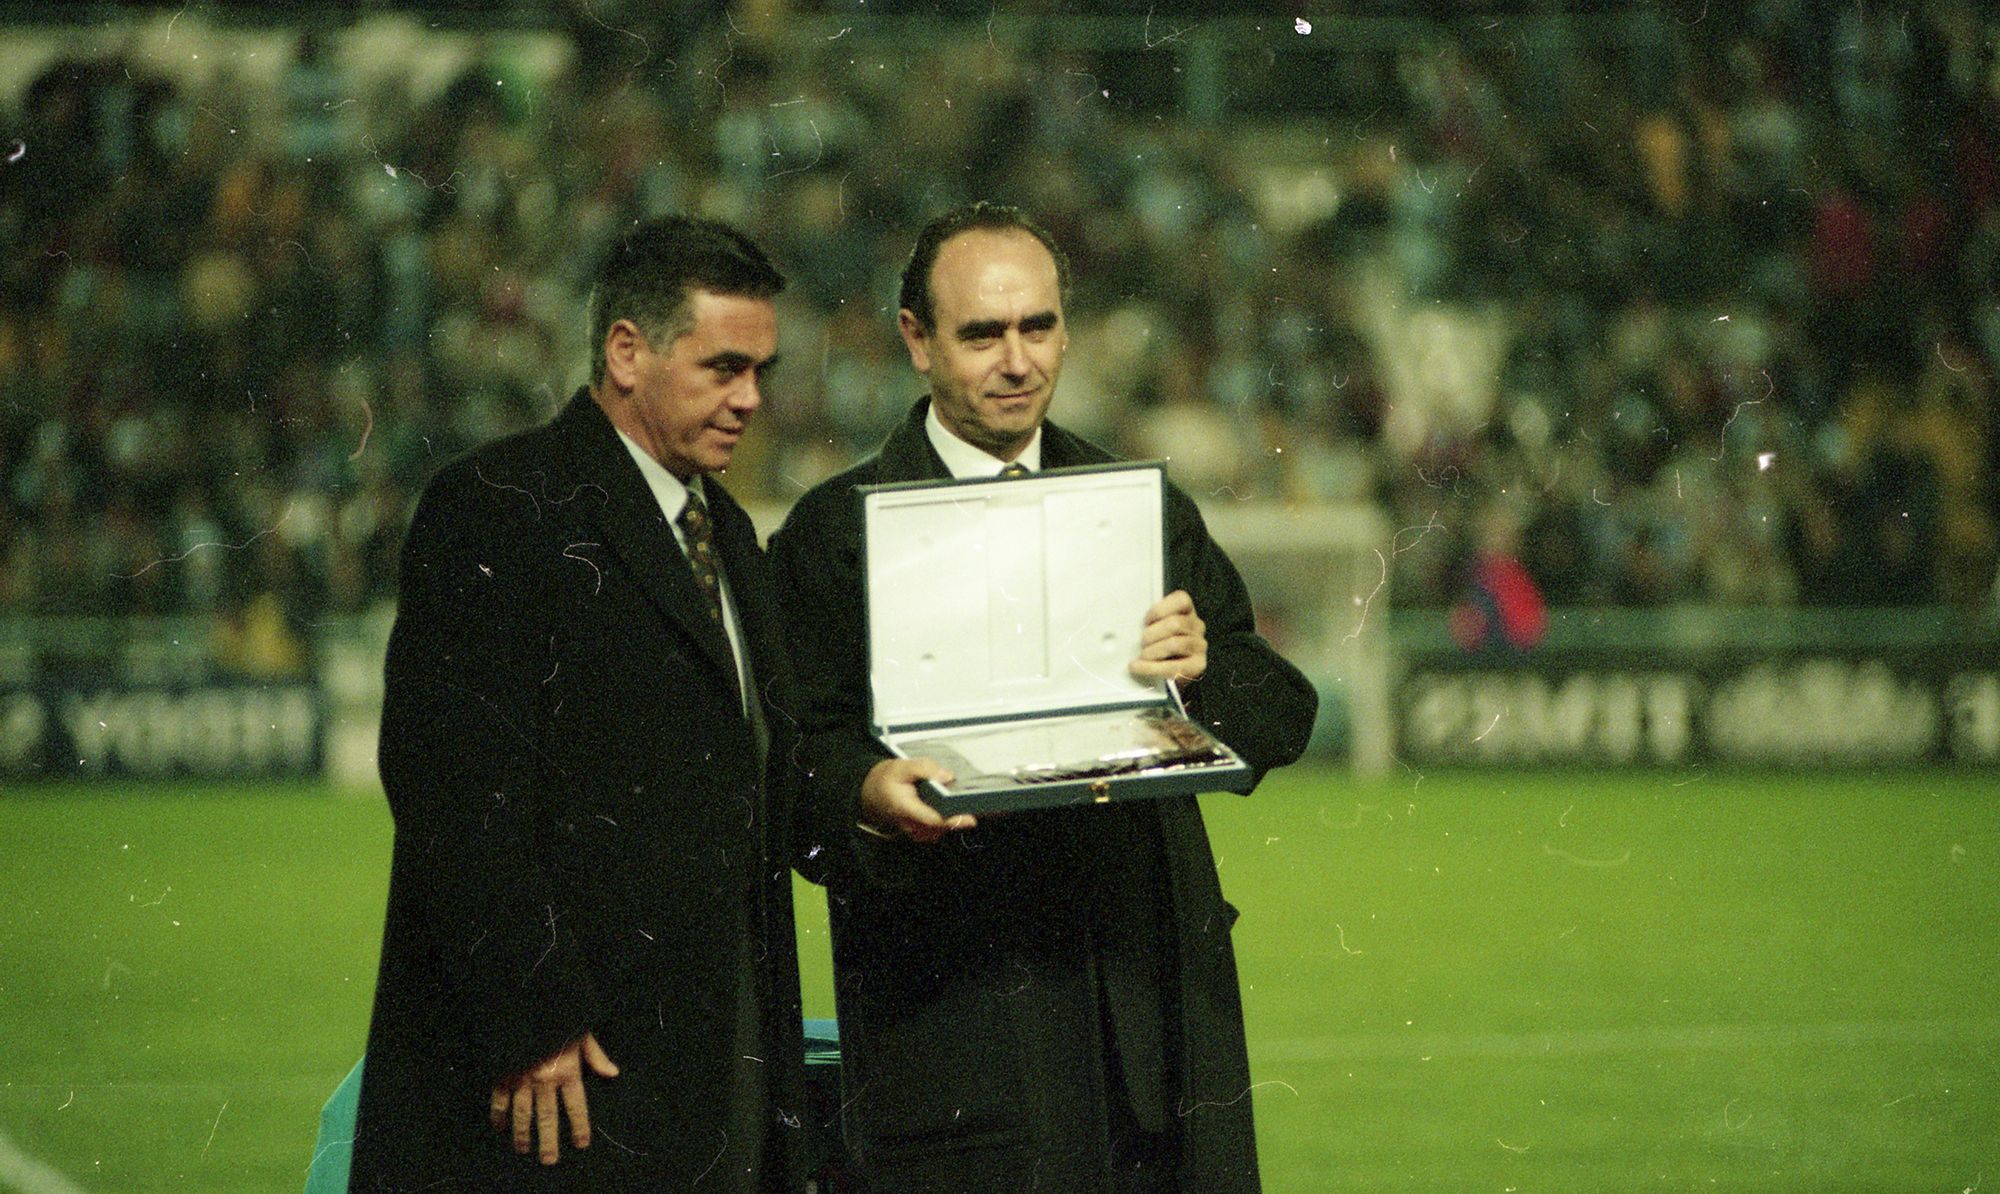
left=0, top=1129, right=90, bottom=1194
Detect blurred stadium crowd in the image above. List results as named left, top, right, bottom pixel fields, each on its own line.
left=3, top=2, right=1997, bottom=648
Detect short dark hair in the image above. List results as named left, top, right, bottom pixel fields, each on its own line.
left=897, top=201, right=1070, bottom=333
left=589, top=216, right=786, bottom=382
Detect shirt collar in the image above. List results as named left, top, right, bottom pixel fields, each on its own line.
left=924, top=402, right=1042, bottom=479
left=615, top=427, right=701, bottom=521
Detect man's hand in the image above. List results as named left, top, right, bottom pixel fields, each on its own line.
left=861, top=757, right=975, bottom=843
left=1131, top=589, right=1206, bottom=685
left=489, top=1032, right=620, bottom=1165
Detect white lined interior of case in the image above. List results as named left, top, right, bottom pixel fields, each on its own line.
left=865, top=467, right=1164, bottom=730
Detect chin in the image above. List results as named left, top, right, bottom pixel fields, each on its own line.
left=971, top=428, right=1029, bottom=454
left=985, top=407, right=1040, bottom=431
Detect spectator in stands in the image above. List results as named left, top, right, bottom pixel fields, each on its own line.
left=4, top=5, right=1996, bottom=621
left=1450, top=502, right=1549, bottom=653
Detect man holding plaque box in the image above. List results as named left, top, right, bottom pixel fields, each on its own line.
left=770, top=202, right=1317, bottom=1192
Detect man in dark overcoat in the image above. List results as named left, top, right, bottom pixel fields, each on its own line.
left=351, top=217, right=807, bottom=1191
left=769, top=202, right=1318, bottom=1192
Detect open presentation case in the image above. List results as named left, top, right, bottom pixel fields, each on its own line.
left=862, top=461, right=1250, bottom=815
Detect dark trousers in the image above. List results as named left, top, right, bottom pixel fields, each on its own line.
left=1104, top=1009, right=1180, bottom=1194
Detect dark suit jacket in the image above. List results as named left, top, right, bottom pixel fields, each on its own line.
left=350, top=391, right=806, bottom=1191
left=769, top=399, right=1317, bottom=1193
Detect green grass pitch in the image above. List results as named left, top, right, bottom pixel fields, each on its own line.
left=2, top=767, right=1995, bottom=1191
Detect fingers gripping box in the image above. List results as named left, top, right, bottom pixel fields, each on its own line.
left=862, top=462, right=1250, bottom=815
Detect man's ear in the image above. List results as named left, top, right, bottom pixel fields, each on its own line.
left=602, top=319, right=645, bottom=393
left=896, top=308, right=932, bottom=375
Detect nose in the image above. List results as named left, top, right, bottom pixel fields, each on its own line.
left=732, top=374, right=764, bottom=414
left=999, top=331, right=1030, bottom=379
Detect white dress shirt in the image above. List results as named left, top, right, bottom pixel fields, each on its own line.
left=924, top=404, right=1042, bottom=479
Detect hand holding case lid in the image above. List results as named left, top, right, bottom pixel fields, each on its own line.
left=862, top=461, right=1250, bottom=814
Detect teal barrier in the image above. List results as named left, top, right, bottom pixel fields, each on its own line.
left=304, top=1059, right=362, bottom=1194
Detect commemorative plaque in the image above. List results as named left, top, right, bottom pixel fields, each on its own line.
left=862, top=462, right=1251, bottom=814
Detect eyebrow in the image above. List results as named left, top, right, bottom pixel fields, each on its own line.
left=954, top=310, right=1059, bottom=341
left=700, top=350, right=780, bottom=372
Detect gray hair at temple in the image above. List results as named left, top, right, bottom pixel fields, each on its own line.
left=588, top=216, right=787, bottom=383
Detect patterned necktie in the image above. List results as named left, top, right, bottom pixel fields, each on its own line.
left=676, top=489, right=725, bottom=625
left=1000, top=462, right=1030, bottom=478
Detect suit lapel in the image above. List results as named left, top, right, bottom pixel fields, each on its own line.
left=707, top=486, right=775, bottom=757
left=551, top=391, right=742, bottom=686
left=1037, top=421, right=1090, bottom=470
left=876, top=397, right=952, bottom=482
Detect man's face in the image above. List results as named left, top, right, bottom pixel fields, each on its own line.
left=899, top=228, right=1066, bottom=461
left=627, top=290, right=779, bottom=479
